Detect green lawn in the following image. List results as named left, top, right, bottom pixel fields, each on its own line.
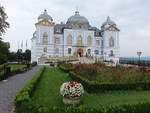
left=8, top=64, right=26, bottom=71
left=0, top=64, right=26, bottom=79
left=25, top=67, right=150, bottom=110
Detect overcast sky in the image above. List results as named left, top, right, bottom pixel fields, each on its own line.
left=1, top=0, right=150, bottom=57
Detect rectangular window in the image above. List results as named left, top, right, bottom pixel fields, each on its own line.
left=96, top=40, right=100, bottom=46
left=55, top=38, right=60, bottom=44
left=101, top=50, right=103, bottom=55
left=43, top=47, right=47, bottom=52
left=68, top=48, right=71, bottom=54
left=101, top=40, right=104, bottom=47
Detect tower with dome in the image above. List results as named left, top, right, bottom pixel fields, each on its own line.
left=31, top=9, right=120, bottom=64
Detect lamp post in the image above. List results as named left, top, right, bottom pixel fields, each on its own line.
left=104, top=52, right=107, bottom=61
left=137, top=51, right=142, bottom=66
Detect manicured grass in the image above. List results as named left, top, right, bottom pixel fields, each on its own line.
left=23, top=67, right=150, bottom=110
left=0, top=64, right=26, bottom=80
left=8, top=64, right=26, bottom=71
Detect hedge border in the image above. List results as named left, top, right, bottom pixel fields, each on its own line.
left=14, top=67, right=150, bottom=113
left=58, top=64, right=150, bottom=92
left=0, top=64, right=28, bottom=81
left=14, top=66, right=46, bottom=112
left=0, top=63, right=9, bottom=71
left=12, top=102, right=150, bottom=113
left=69, top=71, right=150, bottom=92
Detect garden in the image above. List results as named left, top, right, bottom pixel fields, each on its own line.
left=14, top=63, right=150, bottom=113
left=0, top=62, right=37, bottom=81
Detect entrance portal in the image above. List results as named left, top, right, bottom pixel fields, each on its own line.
left=77, top=48, right=83, bottom=57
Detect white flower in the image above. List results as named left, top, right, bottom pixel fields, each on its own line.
left=60, top=82, right=84, bottom=98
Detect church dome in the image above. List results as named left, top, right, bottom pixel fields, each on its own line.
left=66, top=10, right=89, bottom=29
left=102, top=16, right=116, bottom=27
left=38, top=9, right=53, bottom=22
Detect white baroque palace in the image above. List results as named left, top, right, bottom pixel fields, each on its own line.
left=31, top=10, right=120, bottom=64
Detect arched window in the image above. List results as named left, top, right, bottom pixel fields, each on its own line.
left=109, top=37, right=115, bottom=47
left=55, top=48, right=59, bottom=54
left=67, top=34, right=72, bottom=45
left=87, top=49, right=91, bottom=55
left=43, top=32, right=48, bottom=44
left=68, top=48, right=72, bottom=54
left=77, top=35, right=83, bottom=46
left=87, top=36, right=92, bottom=46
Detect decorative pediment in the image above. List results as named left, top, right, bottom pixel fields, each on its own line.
left=35, top=19, right=54, bottom=27
left=106, top=26, right=120, bottom=32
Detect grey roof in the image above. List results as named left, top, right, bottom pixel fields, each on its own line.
left=66, top=11, right=89, bottom=27
left=54, top=24, right=70, bottom=34
left=102, top=16, right=116, bottom=27
left=54, top=24, right=102, bottom=37
left=89, top=26, right=102, bottom=37
left=38, top=10, right=53, bottom=21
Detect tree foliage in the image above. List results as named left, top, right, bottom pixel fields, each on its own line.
left=0, top=40, right=9, bottom=64
left=0, top=5, right=9, bottom=39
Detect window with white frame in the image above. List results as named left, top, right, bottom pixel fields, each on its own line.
left=43, top=32, right=48, bottom=44
left=68, top=48, right=72, bottom=54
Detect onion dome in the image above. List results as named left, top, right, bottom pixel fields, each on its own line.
left=66, top=10, right=89, bottom=29
left=38, top=9, right=53, bottom=22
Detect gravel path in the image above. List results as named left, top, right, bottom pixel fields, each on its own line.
left=0, top=66, right=41, bottom=113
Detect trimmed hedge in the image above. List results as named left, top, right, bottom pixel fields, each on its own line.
left=0, top=63, right=9, bottom=71
left=58, top=64, right=73, bottom=73
left=14, top=66, right=45, bottom=112
left=69, top=71, right=150, bottom=92
left=0, top=65, right=27, bottom=81
left=31, top=62, right=37, bottom=67
left=14, top=102, right=150, bottom=113
left=14, top=66, right=150, bottom=113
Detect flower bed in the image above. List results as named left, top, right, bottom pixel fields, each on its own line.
left=69, top=71, right=150, bottom=92
left=59, top=63, right=150, bottom=83
left=58, top=63, right=150, bottom=92
left=13, top=67, right=150, bottom=113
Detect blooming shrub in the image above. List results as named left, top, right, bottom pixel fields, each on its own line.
left=60, top=81, right=84, bottom=98
left=73, top=63, right=150, bottom=83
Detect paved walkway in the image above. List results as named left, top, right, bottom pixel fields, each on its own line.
left=0, top=66, right=41, bottom=113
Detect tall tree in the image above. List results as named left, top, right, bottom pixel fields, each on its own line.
left=24, top=49, right=31, bottom=64
left=0, top=5, right=10, bottom=64
left=0, top=41, right=9, bottom=64
left=0, top=5, right=9, bottom=39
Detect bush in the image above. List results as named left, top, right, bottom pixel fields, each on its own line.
left=0, top=63, right=9, bottom=71
left=69, top=71, right=150, bottom=92
left=14, top=67, right=45, bottom=112
left=14, top=102, right=150, bottom=113
left=0, top=64, right=28, bottom=81
left=58, top=63, right=74, bottom=73
left=31, top=61, right=37, bottom=67
left=50, top=63, right=55, bottom=67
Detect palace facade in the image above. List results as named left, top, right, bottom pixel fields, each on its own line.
left=31, top=10, right=120, bottom=64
